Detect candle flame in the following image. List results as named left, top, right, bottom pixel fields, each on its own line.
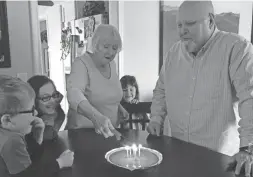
left=131, top=144, right=138, bottom=151
left=124, top=144, right=142, bottom=149
left=124, top=144, right=143, bottom=159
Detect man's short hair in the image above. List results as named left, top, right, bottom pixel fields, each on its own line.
left=0, top=75, right=35, bottom=116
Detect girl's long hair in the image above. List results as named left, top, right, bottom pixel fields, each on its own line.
left=120, top=75, right=140, bottom=102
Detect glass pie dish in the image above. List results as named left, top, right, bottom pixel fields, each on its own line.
left=105, top=146, right=163, bottom=171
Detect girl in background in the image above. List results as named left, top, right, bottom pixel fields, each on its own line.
left=120, top=75, right=149, bottom=130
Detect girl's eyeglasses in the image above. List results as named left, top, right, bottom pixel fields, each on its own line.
left=37, top=91, right=62, bottom=102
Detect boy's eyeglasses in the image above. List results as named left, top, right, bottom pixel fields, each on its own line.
left=18, top=105, right=36, bottom=116
left=37, top=91, right=61, bottom=102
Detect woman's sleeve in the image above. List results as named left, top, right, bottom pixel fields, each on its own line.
left=66, top=57, right=89, bottom=111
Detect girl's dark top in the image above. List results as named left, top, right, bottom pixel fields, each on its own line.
left=39, top=106, right=65, bottom=141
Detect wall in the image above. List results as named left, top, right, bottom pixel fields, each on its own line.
left=62, top=1, right=75, bottom=22
left=46, top=4, right=67, bottom=111
left=0, top=1, right=34, bottom=80
left=109, top=1, right=119, bottom=74
left=238, top=2, right=252, bottom=41
left=119, top=1, right=160, bottom=101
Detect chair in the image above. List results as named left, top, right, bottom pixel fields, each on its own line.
left=121, top=102, right=152, bottom=130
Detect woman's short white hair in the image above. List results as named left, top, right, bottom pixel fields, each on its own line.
left=90, top=24, right=122, bottom=53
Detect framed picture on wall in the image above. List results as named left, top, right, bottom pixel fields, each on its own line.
left=159, top=1, right=240, bottom=72
left=75, top=0, right=109, bottom=23
left=0, top=1, right=11, bottom=68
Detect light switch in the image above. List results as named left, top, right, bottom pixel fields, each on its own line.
left=17, top=73, right=28, bottom=82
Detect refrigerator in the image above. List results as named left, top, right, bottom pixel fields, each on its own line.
left=64, top=14, right=104, bottom=74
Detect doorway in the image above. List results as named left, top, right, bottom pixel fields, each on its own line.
left=38, top=2, right=68, bottom=130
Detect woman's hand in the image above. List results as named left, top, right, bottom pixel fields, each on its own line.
left=92, top=115, right=121, bottom=139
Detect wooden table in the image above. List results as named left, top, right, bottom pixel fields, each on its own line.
left=42, top=128, right=240, bottom=177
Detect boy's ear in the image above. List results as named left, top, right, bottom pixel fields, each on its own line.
left=0, top=114, right=11, bottom=126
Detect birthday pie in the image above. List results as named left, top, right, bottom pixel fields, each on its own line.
left=105, top=147, right=162, bottom=171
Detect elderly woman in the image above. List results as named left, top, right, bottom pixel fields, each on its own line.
left=66, top=24, right=128, bottom=138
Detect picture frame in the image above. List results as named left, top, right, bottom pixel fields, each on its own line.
left=0, top=1, right=11, bottom=68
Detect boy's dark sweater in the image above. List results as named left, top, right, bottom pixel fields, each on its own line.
left=11, top=133, right=60, bottom=177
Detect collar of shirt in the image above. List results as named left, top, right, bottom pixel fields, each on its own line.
left=199, top=27, right=220, bottom=55
left=183, top=27, right=220, bottom=59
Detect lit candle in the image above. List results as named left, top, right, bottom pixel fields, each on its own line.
left=138, top=144, right=142, bottom=157
left=125, top=146, right=130, bottom=158
left=132, top=144, right=137, bottom=158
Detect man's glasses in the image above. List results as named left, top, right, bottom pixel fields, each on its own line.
left=18, top=105, right=36, bottom=116
left=37, top=91, right=62, bottom=102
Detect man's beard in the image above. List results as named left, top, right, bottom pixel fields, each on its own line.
left=183, top=40, right=198, bottom=54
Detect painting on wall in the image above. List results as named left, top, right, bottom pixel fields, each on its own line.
left=0, top=1, right=11, bottom=68
left=75, top=1, right=109, bottom=24
left=62, top=1, right=109, bottom=74
left=74, top=14, right=104, bottom=54
left=159, top=1, right=240, bottom=72
left=62, top=14, right=104, bottom=74
left=40, top=20, right=50, bottom=77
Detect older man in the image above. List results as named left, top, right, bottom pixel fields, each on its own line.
left=148, top=1, right=253, bottom=176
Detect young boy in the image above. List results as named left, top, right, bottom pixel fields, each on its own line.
left=0, top=75, right=74, bottom=177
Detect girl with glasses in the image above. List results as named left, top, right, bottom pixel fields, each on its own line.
left=27, top=75, right=65, bottom=141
